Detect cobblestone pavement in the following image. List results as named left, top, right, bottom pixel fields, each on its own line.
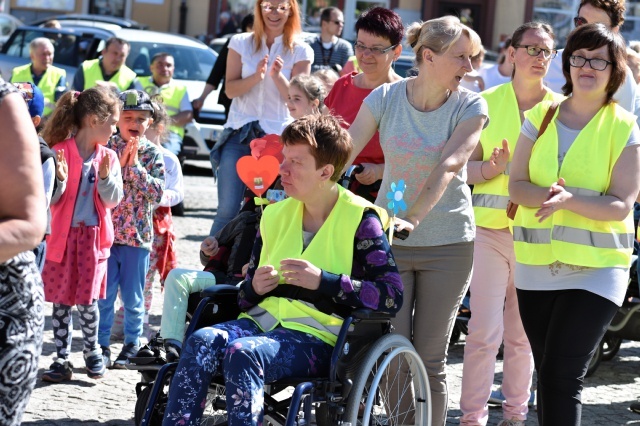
left=21, top=163, right=640, bottom=425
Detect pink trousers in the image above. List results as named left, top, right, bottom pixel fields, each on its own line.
left=460, top=227, right=533, bottom=425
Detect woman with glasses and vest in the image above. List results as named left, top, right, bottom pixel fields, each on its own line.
left=348, top=16, right=488, bottom=426
left=509, top=23, right=640, bottom=425
left=161, top=114, right=403, bottom=426
left=324, top=7, right=404, bottom=203
left=208, top=0, right=313, bottom=237
left=460, top=22, right=565, bottom=426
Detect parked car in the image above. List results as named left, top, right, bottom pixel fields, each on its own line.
left=29, top=13, right=148, bottom=30
left=0, top=13, right=23, bottom=48
left=0, top=25, right=224, bottom=162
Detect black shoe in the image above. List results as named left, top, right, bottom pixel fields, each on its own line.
left=164, top=342, right=181, bottom=363
left=42, top=359, right=74, bottom=383
left=112, top=342, right=139, bottom=369
left=171, top=202, right=185, bottom=217
left=631, top=400, right=640, bottom=414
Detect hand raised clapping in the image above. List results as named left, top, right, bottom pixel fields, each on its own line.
left=55, top=149, right=68, bottom=181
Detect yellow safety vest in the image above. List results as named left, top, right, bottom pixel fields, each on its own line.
left=11, top=63, right=66, bottom=116
left=81, top=59, right=136, bottom=92
left=472, top=83, right=564, bottom=229
left=240, top=185, right=390, bottom=345
left=137, top=76, right=188, bottom=138
left=513, top=100, right=636, bottom=268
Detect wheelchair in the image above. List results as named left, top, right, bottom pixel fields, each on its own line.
left=130, top=284, right=431, bottom=426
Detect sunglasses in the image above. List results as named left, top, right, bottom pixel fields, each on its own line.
left=574, top=16, right=588, bottom=27
left=261, top=2, right=290, bottom=14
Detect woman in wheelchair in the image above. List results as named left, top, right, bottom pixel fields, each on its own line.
left=162, top=114, right=403, bottom=425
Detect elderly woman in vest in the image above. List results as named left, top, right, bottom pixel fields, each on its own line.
left=162, top=114, right=403, bottom=426
left=509, top=23, right=640, bottom=425
left=460, top=22, right=564, bottom=426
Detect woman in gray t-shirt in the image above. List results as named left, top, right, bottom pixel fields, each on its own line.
left=348, top=16, right=488, bottom=426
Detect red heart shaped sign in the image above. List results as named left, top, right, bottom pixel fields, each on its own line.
left=236, top=155, right=280, bottom=197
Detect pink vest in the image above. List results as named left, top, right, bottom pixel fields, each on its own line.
left=46, top=138, right=119, bottom=263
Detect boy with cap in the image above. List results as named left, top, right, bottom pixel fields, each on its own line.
left=13, top=82, right=55, bottom=271
left=98, top=89, right=165, bottom=368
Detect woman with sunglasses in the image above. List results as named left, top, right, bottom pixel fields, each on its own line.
left=208, top=0, right=313, bottom=236
left=324, top=7, right=403, bottom=202
left=544, top=0, right=637, bottom=117
left=509, top=23, right=640, bottom=425
left=348, top=16, right=488, bottom=426
left=460, top=22, right=565, bottom=426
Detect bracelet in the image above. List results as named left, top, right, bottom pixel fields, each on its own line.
left=479, top=161, right=489, bottom=181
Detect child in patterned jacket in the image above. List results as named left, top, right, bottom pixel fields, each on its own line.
left=97, top=89, right=165, bottom=369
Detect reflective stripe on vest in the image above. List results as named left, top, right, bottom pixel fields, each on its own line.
left=471, top=193, right=509, bottom=209
left=11, top=63, right=65, bottom=116
left=138, top=76, right=187, bottom=138
left=514, top=226, right=634, bottom=249
left=239, top=186, right=389, bottom=346
left=82, top=59, right=136, bottom=91
left=472, top=83, right=564, bottom=229
left=513, top=101, right=635, bottom=268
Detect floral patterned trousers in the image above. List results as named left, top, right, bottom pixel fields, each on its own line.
left=162, top=318, right=333, bottom=426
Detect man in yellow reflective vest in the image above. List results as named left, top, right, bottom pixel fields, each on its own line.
left=72, top=37, right=137, bottom=92
left=10, top=37, right=67, bottom=119
left=135, top=52, right=192, bottom=157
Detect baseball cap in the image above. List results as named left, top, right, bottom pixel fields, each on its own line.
left=13, top=82, right=44, bottom=118
left=119, top=89, right=155, bottom=114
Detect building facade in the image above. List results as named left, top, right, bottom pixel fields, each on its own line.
left=8, top=0, right=640, bottom=50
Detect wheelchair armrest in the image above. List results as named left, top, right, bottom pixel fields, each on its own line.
left=200, top=284, right=240, bottom=298
left=350, top=308, right=395, bottom=322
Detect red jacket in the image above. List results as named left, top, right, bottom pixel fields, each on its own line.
left=46, top=138, right=121, bottom=262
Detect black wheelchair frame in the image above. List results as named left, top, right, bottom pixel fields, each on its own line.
left=134, top=284, right=431, bottom=426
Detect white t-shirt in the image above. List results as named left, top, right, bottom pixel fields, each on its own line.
left=225, top=32, right=314, bottom=135
left=479, top=64, right=511, bottom=90
left=158, top=147, right=184, bottom=208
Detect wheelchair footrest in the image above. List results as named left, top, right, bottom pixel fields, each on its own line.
left=125, top=360, right=165, bottom=371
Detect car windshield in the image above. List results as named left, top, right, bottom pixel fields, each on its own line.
left=126, top=41, right=216, bottom=82
left=3, top=29, right=87, bottom=66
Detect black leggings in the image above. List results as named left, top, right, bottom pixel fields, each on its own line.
left=517, top=288, right=618, bottom=426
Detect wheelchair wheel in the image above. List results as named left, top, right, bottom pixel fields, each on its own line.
left=200, top=383, right=228, bottom=425
left=343, top=333, right=431, bottom=426
left=134, top=374, right=171, bottom=426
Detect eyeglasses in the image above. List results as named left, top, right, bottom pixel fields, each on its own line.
left=569, top=55, right=611, bottom=71
left=260, top=2, right=290, bottom=13
left=513, top=45, right=557, bottom=59
left=354, top=42, right=398, bottom=56
left=573, top=16, right=588, bottom=27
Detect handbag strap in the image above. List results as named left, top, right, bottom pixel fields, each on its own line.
left=537, top=101, right=560, bottom=140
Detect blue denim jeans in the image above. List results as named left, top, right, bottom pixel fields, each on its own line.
left=162, top=132, right=183, bottom=157
left=162, top=318, right=332, bottom=426
left=98, top=245, right=150, bottom=347
left=209, top=122, right=265, bottom=236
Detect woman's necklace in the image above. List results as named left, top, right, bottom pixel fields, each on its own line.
left=410, top=78, right=450, bottom=111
